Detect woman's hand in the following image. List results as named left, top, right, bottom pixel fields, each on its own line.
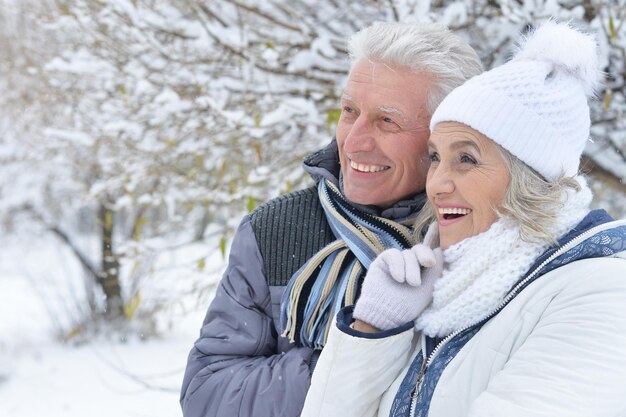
left=352, top=223, right=443, bottom=331
left=352, top=320, right=381, bottom=333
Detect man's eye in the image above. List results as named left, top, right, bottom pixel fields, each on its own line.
left=383, top=116, right=394, bottom=123
left=429, top=152, right=440, bottom=162
left=343, top=106, right=354, bottom=113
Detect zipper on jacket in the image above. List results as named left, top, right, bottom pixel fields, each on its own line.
left=408, top=331, right=455, bottom=417
left=409, top=355, right=428, bottom=399
left=407, top=219, right=626, bottom=417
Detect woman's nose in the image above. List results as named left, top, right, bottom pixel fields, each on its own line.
left=427, top=164, right=455, bottom=197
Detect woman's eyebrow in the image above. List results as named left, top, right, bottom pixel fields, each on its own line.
left=450, top=139, right=481, bottom=154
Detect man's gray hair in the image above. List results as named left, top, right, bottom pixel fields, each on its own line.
left=413, top=146, right=581, bottom=244
left=348, top=22, right=483, bottom=114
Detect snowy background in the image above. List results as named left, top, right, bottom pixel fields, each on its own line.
left=1, top=1, right=625, bottom=416
left=0, top=233, right=224, bottom=417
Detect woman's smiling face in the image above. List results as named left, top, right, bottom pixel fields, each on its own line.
left=427, top=121, right=511, bottom=249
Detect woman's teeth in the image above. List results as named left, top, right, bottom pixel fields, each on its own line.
left=439, top=207, right=472, bottom=219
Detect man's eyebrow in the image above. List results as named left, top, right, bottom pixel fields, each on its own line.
left=377, top=106, right=403, bottom=116
left=341, top=93, right=404, bottom=117
left=341, top=93, right=355, bottom=102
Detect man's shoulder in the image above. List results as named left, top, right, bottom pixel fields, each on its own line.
left=254, top=185, right=319, bottom=210
left=247, top=185, right=335, bottom=287
left=249, top=185, right=321, bottom=226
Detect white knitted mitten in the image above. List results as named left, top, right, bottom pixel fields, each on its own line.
left=353, top=223, right=443, bottom=330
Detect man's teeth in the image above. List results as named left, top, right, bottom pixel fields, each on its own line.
left=350, top=160, right=388, bottom=173
left=438, top=207, right=472, bottom=215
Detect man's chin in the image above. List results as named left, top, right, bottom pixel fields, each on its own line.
left=344, top=189, right=388, bottom=208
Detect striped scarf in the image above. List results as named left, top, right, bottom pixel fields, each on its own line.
left=279, top=179, right=417, bottom=349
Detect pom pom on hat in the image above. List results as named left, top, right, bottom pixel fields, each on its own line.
left=514, top=20, right=600, bottom=96
left=430, top=20, right=601, bottom=181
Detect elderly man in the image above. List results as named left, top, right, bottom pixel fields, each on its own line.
left=181, top=21, right=482, bottom=417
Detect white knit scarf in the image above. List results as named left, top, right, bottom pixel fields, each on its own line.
left=415, top=177, right=592, bottom=338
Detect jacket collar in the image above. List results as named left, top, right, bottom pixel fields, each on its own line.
left=527, top=209, right=618, bottom=275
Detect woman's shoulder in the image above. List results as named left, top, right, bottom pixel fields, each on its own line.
left=564, top=217, right=626, bottom=274
left=539, top=217, right=626, bottom=277
left=537, top=255, right=626, bottom=308
left=513, top=245, right=626, bottom=312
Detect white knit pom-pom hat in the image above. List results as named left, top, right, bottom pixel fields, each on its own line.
left=429, top=20, right=601, bottom=181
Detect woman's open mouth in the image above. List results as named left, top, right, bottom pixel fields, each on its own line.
left=439, top=207, right=472, bottom=221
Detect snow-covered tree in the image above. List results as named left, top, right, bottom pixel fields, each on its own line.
left=1, top=0, right=625, bottom=335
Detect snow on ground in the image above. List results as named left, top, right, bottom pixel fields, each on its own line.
left=0, top=233, right=223, bottom=417
left=0, top=337, right=191, bottom=417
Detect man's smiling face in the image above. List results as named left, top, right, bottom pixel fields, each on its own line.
left=336, top=59, right=432, bottom=208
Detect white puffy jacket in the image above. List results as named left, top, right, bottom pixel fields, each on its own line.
left=302, top=219, right=626, bottom=417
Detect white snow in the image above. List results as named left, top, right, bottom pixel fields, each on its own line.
left=2, top=2, right=626, bottom=416
left=0, top=234, right=222, bottom=417
left=0, top=339, right=190, bottom=417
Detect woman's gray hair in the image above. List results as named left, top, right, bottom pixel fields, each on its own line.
left=348, top=22, right=483, bottom=114
left=413, top=146, right=581, bottom=244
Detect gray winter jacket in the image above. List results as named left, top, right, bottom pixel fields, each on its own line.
left=180, top=140, right=426, bottom=417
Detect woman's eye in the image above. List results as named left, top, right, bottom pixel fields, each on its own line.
left=460, top=154, right=477, bottom=165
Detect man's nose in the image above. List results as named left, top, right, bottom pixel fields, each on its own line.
left=343, top=117, right=375, bottom=153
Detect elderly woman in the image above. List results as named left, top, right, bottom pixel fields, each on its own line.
left=300, top=21, right=626, bottom=417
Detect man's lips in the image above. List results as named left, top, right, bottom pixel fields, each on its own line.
left=349, top=159, right=390, bottom=173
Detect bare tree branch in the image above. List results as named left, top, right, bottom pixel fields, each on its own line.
left=581, top=155, right=626, bottom=193
left=229, top=0, right=303, bottom=33
left=387, top=0, right=399, bottom=22
left=23, top=205, right=100, bottom=280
